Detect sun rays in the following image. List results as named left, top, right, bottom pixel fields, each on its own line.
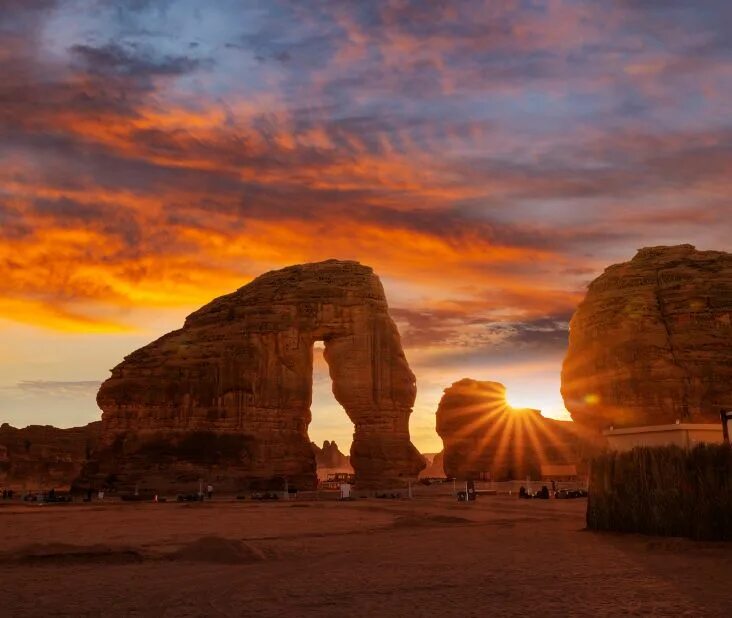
left=436, top=379, right=581, bottom=479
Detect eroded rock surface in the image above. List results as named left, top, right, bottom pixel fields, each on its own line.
left=562, top=245, right=732, bottom=431
left=0, top=422, right=100, bottom=491
left=78, top=260, right=424, bottom=492
left=436, top=379, right=595, bottom=480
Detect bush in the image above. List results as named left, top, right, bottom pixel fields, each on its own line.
left=587, top=443, right=732, bottom=540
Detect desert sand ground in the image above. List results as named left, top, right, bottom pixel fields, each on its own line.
left=0, top=494, right=730, bottom=617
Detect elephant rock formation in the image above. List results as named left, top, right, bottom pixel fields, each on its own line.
left=77, top=260, right=424, bottom=492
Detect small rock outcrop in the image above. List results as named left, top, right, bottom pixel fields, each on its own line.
left=312, top=440, right=350, bottom=470
left=562, top=245, right=732, bottom=431
left=436, top=379, right=594, bottom=480
left=0, top=422, right=100, bottom=491
left=77, top=260, right=424, bottom=492
left=419, top=451, right=446, bottom=478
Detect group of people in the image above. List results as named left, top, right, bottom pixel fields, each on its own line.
left=518, top=481, right=587, bottom=500
left=1, top=488, right=15, bottom=499
left=518, top=485, right=551, bottom=499
left=84, top=488, right=106, bottom=501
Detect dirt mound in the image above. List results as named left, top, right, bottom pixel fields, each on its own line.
left=392, top=514, right=471, bottom=528
left=169, top=536, right=265, bottom=564
left=5, top=543, right=143, bottom=565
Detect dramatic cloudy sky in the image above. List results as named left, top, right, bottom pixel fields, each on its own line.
left=1, top=0, right=730, bottom=451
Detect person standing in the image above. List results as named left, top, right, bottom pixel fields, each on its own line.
left=207, top=484, right=213, bottom=500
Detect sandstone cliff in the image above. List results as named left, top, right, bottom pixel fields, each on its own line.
left=0, top=422, right=100, bottom=491
left=77, top=260, right=424, bottom=492
left=562, top=245, right=732, bottom=431
left=436, top=379, right=595, bottom=481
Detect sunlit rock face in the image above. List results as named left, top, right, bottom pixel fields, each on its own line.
left=77, top=260, right=424, bottom=492
left=436, top=379, right=592, bottom=481
left=562, top=245, right=732, bottom=431
left=0, top=422, right=100, bottom=491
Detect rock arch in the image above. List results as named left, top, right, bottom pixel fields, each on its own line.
left=77, top=260, right=425, bottom=492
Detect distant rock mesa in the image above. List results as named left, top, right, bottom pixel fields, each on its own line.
left=77, top=260, right=424, bottom=492
left=1, top=423, right=100, bottom=491
left=562, top=245, right=732, bottom=430
left=436, top=379, right=594, bottom=480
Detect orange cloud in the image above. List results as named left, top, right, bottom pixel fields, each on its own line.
left=1, top=0, right=728, bottom=340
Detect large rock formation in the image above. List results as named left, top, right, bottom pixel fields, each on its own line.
left=0, top=422, right=100, bottom=491
left=562, top=245, right=732, bottom=431
left=77, top=260, right=424, bottom=492
left=436, top=379, right=595, bottom=481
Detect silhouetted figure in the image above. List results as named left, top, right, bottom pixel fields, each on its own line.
left=538, top=485, right=549, bottom=499
left=49, top=488, right=56, bottom=502
left=519, top=485, right=527, bottom=499
left=86, top=488, right=93, bottom=502
left=466, top=480, right=476, bottom=501
left=207, top=484, right=214, bottom=500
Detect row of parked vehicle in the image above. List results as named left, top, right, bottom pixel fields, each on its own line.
left=554, top=488, right=588, bottom=499
left=22, top=490, right=72, bottom=503
left=518, top=486, right=588, bottom=500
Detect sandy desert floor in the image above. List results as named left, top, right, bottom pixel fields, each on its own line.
left=0, top=495, right=730, bottom=617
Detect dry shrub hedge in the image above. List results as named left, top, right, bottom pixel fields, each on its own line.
left=587, top=443, right=732, bottom=540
